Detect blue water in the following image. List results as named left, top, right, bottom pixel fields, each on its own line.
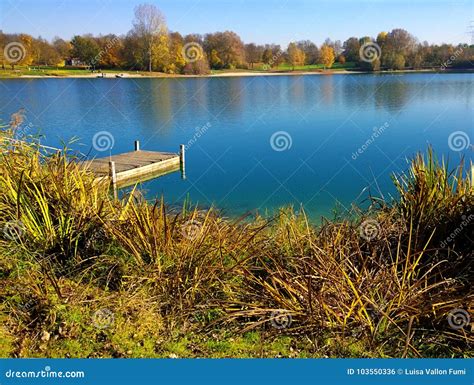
left=1, top=73, right=472, bottom=219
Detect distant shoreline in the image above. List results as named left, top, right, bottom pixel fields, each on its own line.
left=1, top=68, right=472, bottom=79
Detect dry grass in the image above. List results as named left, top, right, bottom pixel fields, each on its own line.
left=0, top=129, right=472, bottom=357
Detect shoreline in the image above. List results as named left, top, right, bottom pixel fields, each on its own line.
left=2, top=68, right=472, bottom=79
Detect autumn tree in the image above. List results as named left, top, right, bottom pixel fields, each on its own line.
left=182, top=34, right=209, bottom=74
left=287, top=42, right=305, bottom=69
left=204, top=31, right=245, bottom=69
left=1, top=33, right=34, bottom=69
left=32, top=37, right=61, bottom=66
left=324, top=38, right=343, bottom=57
left=130, top=3, right=167, bottom=72
left=245, top=43, right=263, bottom=68
left=261, top=44, right=283, bottom=68
left=319, top=44, right=335, bottom=69
left=94, top=34, right=123, bottom=68
left=168, top=32, right=186, bottom=73
left=381, top=28, right=416, bottom=70
left=210, top=49, right=223, bottom=69
left=52, top=37, right=71, bottom=64
left=296, top=40, right=319, bottom=64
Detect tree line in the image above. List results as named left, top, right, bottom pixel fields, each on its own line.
left=1, top=3, right=472, bottom=74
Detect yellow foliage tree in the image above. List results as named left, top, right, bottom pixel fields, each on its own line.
left=287, top=42, right=305, bottom=70
left=320, top=44, right=335, bottom=69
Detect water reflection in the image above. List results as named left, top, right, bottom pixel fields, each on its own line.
left=374, top=80, right=409, bottom=112
left=0, top=73, right=472, bottom=219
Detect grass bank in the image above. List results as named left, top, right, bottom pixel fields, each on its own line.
left=1, top=64, right=465, bottom=78
left=0, top=128, right=472, bottom=358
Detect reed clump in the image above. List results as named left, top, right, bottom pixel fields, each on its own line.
left=0, top=131, right=472, bottom=358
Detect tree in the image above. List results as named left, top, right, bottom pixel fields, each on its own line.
left=296, top=40, right=319, bottom=64
left=210, top=49, right=222, bottom=69
left=2, top=33, right=34, bottom=69
left=287, top=42, right=305, bottom=69
left=52, top=37, right=71, bottom=64
left=393, top=54, right=405, bottom=70
left=32, top=38, right=61, bottom=66
left=131, top=3, right=167, bottom=72
left=94, top=34, right=123, bottom=68
left=376, top=32, right=388, bottom=50
left=245, top=43, right=262, bottom=68
left=338, top=54, right=346, bottom=64
left=319, top=44, right=335, bottom=69
left=262, top=48, right=272, bottom=66
left=204, top=31, right=245, bottom=69
left=381, top=28, right=416, bottom=70
left=71, top=35, right=100, bottom=67
left=183, top=56, right=210, bottom=75
left=181, top=34, right=209, bottom=74
left=342, top=37, right=360, bottom=62
left=168, top=32, right=186, bottom=73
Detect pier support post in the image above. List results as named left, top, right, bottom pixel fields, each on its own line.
left=134, top=140, right=140, bottom=151
left=109, top=160, right=118, bottom=199
left=180, top=144, right=186, bottom=180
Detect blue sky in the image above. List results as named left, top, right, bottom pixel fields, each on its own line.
left=1, top=0, right=473, bottom=46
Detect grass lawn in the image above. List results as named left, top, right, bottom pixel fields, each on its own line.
left=0, top=66, right=150, bottom=78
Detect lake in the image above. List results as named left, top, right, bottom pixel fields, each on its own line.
left=1, top=73, right=472, bottom=219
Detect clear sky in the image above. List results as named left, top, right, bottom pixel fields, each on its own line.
left=1, top=0, right=473, bottom=46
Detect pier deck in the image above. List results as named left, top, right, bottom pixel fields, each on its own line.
left=84, top=141, right=185, bottom=190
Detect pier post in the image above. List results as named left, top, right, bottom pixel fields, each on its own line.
left=134, top=140, right=140, bottom=151
left=180, top=144, right=186, bottom=180
left=109, top=160, right=118, bottom=199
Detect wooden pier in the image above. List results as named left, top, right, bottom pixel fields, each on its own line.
left=84, top=141, right=185, bottom=194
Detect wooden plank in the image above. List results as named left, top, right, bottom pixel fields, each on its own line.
left=81, top=146, right=183, bottom=187
left=115, top=157, right=180, bottom=183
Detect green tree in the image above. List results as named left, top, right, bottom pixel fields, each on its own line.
left=342, top=37, right=360, bottom=62
left=71, top=35, right=100, bottom=68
